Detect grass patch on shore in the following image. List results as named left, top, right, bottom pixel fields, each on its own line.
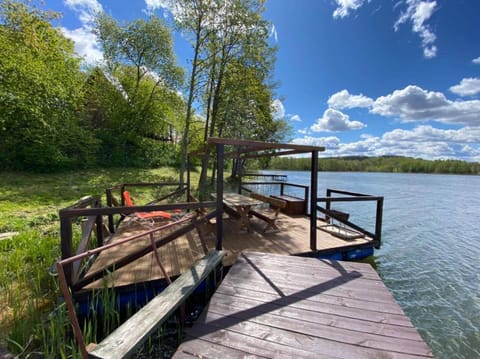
left=0, top=167, right=187, bottom=357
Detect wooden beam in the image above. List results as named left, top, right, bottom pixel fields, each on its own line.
left=207, top=137, right=325, bottom=153
left=88, top=251, right=224, bottom=359
left=60, top=201, right=216, bottom=218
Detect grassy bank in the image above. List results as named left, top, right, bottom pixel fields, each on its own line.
left=0, top=167, right=186, bottom=357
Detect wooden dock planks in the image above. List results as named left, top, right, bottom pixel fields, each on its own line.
left=89, top=251, right=224, bottom=359
left=82, top=214, right=375, bottom=290
left=173, top=252, right=434, bottom=359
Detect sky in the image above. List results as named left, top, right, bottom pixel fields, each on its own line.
left=45, top=0, right=480, bottom=162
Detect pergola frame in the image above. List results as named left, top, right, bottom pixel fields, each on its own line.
left=191, top=137, right=325, bottom=251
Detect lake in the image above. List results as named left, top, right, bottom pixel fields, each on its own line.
left=263, top=171, right=480, bottom=359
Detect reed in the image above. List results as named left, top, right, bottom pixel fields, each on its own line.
left=0, top=167, right=194, bottom=357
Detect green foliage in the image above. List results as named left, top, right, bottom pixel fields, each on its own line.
left=89, top=14, right=185, bottom=168
left=267, top=156, right=480, bottom=175
left=94, top=14, right=184, bottom=88
left=0, top=1, right=287, bottom=173
left=0, top=0, right=97, bottom=172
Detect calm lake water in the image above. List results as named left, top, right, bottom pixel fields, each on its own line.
left=262, top=171, right=480, bottom=359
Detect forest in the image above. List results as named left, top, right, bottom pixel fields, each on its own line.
left=0, top=0, right=287, bottom=187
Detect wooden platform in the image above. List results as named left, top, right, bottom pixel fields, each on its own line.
left=82, top=213, right=373, bottom=290
left=173, top=252, right=434, bottom=359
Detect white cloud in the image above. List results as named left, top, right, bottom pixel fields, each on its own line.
left=294, top=124, right=480, bottom=161
left=290, top=114, right=301, bottom=122
left=61, top=27, right=103, bottom=64
left=473, top=57, right=480, bottom=65
left=377, top=125, right=480, bottom=160
left=328, top=89, right=374, bottom=109
left=332, top=0, right=368, bottom=19
left=144, top=0, right=177, bottom=16
left=297, top=128, right=310, bottom=135
left=382, top=125, right=480, bottom=143
left=449, top=78, right=480, bottom=97
left=271, top=99, right=285, bottom=120
left=292, top=136, right=340, bottom=149
left=311, top=109, right=366, bottom=132
left=64, top=0, right=102, bottom=25
left=270, top=23, right=278, bottom=43
left=371, top=85, right=480, bottom=126
left=395, top=0, right=438, bottom=58
left=62, top=0, right=104, bottom=64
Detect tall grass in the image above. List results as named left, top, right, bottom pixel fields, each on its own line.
left=0, top=167, right=189, bottom=357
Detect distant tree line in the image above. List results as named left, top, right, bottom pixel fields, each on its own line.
left=0, top=0, right=286, bottom=174
left=267, top=156, right=480, bottom=175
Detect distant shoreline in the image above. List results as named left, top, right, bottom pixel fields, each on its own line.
left=265, top=156, right=480, bottom=175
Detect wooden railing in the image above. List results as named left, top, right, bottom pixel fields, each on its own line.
left=59, top=200, right=216, bottom=288
left=56, top=209, right=220, bottom=359
left=60, top=182, right=211, bottom=289
left=242, top=172, right=287, bottom=182
left=316, top=188, right=384, bottom=248
left=59, top=196, right=104, bottom=286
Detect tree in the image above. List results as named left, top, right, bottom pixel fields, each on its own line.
left=160, top=0, right=216, bottom=185
left=197, top=0, right=283, bottom=190
left=0, top=0, right=94, bottom=171
left=162, top=0, right=281, bottom=189
left=93, top=14, right=184, bottom=166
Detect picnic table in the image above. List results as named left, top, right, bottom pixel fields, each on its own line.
left=212, top=192, right=263, bottom=232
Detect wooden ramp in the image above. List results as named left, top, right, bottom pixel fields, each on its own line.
left=174, top=252, right=434, bottom=359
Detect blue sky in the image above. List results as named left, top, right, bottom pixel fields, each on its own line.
left=47, top=0, right=480, bottom=161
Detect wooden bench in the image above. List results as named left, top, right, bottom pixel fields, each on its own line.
left=248, top=193, right=287, bottom=233
left=223, top=203, right=241, bottom=220
left=270, top=194, right=306, bottom=215
left=88, top=250, right=224, bottom=359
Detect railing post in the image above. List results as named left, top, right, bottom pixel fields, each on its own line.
left=375, top=197, right=384, bottom=248
left=106, top=188, right=115, bottom=234
left=121, top=184, right=126, bottom=206
left=304, top=186, right=309, bottom=215
left=60, top=215, right=73, bottom=286
left=325, top=189, right=332, bottom=222
left=280, top=182, right=284, bottom=196
left=96, top=212, right=104, bottom=249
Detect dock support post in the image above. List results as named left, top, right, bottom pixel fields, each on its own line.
left=310, top=150, right=318, bottom=251
left=216, top=144, right=224, bottom=250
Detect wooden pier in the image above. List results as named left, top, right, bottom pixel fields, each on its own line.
left=80, top=213, right=375, bottom=290
left=174, top=251, right=434, bottom=359
left=55, top=138, right=389, bottom=357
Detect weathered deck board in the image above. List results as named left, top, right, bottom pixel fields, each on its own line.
left=82, top=214, right=374, bottom=290
left=88, top=250, right=224, bottom=359
left=174, top=252, right=433, bottom=359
